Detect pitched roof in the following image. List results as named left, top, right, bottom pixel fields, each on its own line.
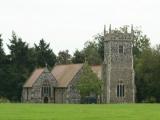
left=51, top=64, right=83, bottom=87
left=91, top=65, right=102, bottom=79
left=23, top=68, right=44, bottom=88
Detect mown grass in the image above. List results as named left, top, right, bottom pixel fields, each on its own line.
left=0, top=104, right=159, bottom=120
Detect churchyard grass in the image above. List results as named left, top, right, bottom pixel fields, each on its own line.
left=0, top=104, right=159, bottom=120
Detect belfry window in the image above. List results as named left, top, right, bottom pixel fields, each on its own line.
left=119, top=45, right=124, bottom=54
left=117, top=83, right=125, bottom=97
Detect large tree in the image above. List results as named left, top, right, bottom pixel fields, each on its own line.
left=34, top=39, right=56, bottom=68
left=133, top=29, right=150, bottom=58
left=72, top=49, right=85, bottom=64
left=6, top=31, right=32, bottom=101
left=135, top=47, right=160, bottom=102
left=83, top=41, right=102, bottom=65
left=0, top=34, right=7, bottom=98
left=57, top=50, right=71, bottom=64
left=94, top=34, right=104, bottom=60
left=0, top=34, right=5, bottom=59
left=8, top=32, right=30, bottom=68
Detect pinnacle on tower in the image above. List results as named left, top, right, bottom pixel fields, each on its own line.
left=131, top=25, right=134, bottom=39
left=104, top=25, right=106, bottom=36
left=109, top=24, right=111, bottom=33
left=131, top=24, right=134, bottom=34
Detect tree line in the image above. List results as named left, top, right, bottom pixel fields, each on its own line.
left=0, top=26, right=160, bottom=102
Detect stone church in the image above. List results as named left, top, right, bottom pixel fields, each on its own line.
left=22, top=64, right=101, bottom=103
left=22, top=25, right=135, bottom=103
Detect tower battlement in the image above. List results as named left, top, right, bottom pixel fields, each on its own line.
left=104, top=25, right=134, bottom=41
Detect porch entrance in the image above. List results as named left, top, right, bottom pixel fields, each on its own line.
left=44, top=97, right=49, bottom=103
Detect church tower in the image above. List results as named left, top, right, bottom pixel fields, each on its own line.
left=103, top=25, right=135, bottom=103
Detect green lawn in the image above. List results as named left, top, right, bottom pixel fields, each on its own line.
left=0, top=104, right=159, bottom=120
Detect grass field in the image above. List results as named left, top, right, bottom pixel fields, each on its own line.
left=0, top=104, right=159, bottom=120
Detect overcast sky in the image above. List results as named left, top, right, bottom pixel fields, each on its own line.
left=0, top=0, right=160, bottom=55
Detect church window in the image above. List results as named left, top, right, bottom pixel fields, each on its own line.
left=119, top=45, right=124, bottom=54
left=41, top=79, right=51, bottom=97
left=117, top=83, right=125, bottom=97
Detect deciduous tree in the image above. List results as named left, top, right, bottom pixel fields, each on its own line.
left=57, top=50, right=71, bottom=64
left=76, top=63, right=102, bottom=103
left=72, top=49, right=85, bottom=63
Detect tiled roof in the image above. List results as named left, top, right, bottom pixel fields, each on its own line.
left=91, top=65, right=102, bottom=79
left=23, top=68, right=44, bottom=87
left=23, top=64, right=102, bottom=88
left=51, top=64, right=83, bottom=87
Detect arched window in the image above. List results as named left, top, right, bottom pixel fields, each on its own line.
left=119, top=45, right=124, bottom=54
left=41, top=79, right=51, bottom=97
left=117, top=82, right=125, bottom=97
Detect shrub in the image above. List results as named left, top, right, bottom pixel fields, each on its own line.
left=0, top=97, right=10, bottom=103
